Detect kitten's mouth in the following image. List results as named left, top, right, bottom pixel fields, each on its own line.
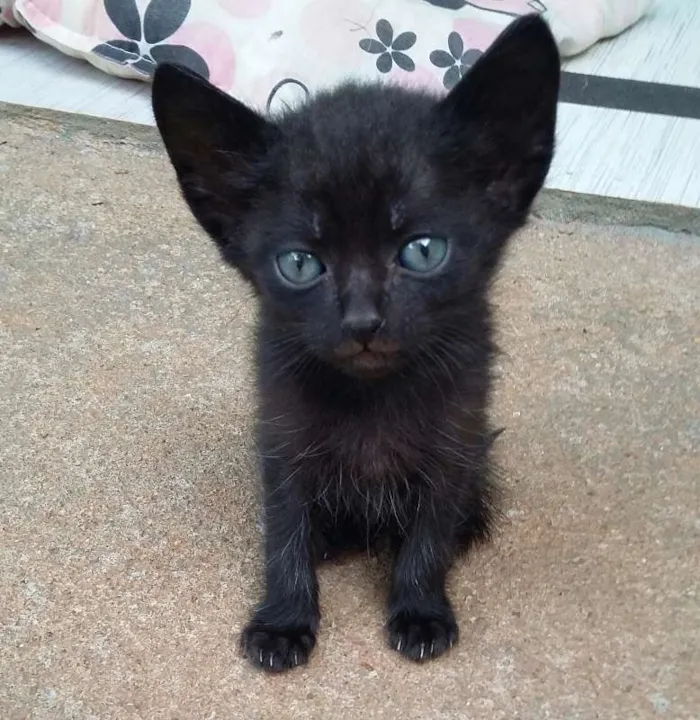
left=333, top=340, right=400, bottom=378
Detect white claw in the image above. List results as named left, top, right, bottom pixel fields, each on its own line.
left=269, top=654, right=274, bottom=668
left=396, top=638, right=403, bottom=652
left=259, top=650, right=264, bottom=665
left=430, top=641, right=435, bottom=656
left=420, top=643, right=425, bottom=660
left=294, top=651, right=300, bottom=666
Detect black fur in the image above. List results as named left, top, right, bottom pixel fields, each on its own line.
left=151, top=15, right=560, bottom=673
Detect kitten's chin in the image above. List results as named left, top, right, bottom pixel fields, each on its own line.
left=335, top=350, right=398, bottom=380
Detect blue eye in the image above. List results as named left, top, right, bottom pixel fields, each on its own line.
left=276, top=251, right=325, bottom=285
left=398, top=237, right=449, bottom=273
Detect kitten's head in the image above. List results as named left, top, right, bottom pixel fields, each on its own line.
left=152, top=15, right=559, bottom=379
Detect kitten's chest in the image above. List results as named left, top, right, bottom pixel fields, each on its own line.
left=261, top=376, right=465, bottom=483
left=304, top=408, right=427, bottom=481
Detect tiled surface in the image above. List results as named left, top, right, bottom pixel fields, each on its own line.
left=551, top=104, right=700, bottom=208
left=1, top=0, right=699, bottom=209
left=0, top=29, right=153, bottom=124
left=562, top=0, right=700, bottom=87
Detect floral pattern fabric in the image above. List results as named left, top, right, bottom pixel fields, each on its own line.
left=0, top=0, right=652, bottom=113
left=91, top=0, right=210, bottom=78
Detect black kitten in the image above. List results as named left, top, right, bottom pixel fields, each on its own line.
left=151, top=15, right=560, bottom=673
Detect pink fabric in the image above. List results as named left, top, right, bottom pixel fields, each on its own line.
left=216, top=0, right=271, bottom=19
left=0, top=0, right=653, bottom=110
left=19, top=0, right=62, bottom=27
left=466, top=1, right=546, bottom=15
left=453, top=18, right=502, bottom=51
left=168, top=22, right=236, bottom=90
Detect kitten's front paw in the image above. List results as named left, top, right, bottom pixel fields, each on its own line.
left=241, top=622, right=316, bottom=673
left=387, top=609, right=459, bottom=662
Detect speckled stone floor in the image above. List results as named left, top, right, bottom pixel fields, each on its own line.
left=1, top=109, right=698, bottom=720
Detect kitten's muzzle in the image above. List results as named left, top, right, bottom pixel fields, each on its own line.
left=333, top=338, right=401, bottom=378
left=340, top=306, right=384, bottom=346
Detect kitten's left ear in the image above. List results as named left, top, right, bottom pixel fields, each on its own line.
left=152, top=63, right=278, bottom=271
left=434, top=15, right=560, bottom=219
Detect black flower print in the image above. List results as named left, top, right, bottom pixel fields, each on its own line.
left=359, top=19, right=416, bottom=74
left=92, top=0, right=209, bottom=79
left=430, top=32, right=483, bottom=89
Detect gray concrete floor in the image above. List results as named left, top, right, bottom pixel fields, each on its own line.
left=1, top=112, right=699, bottom=720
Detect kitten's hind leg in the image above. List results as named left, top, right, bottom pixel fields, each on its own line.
left=241, top=478, right=319, bottom=673
left=455, top=465, right=499, bottom=551
left=386, top=498, right=459, bottom=663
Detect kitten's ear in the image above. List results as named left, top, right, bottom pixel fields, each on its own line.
left=434, top=15, right=560, bottom=218
left=152, top=63, right=278, bottom=267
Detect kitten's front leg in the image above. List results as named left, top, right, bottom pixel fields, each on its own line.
left=387, top=500, right=459, bottom=662
left=241, top=472, right=319, bottom=673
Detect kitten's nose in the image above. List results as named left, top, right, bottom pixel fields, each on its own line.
left=341, top=307, right=383, bottom=345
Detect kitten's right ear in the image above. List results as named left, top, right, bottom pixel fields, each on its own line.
left=152, top=63, right=277, bottom=267
left=434, top=15, right=560, bottom=221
